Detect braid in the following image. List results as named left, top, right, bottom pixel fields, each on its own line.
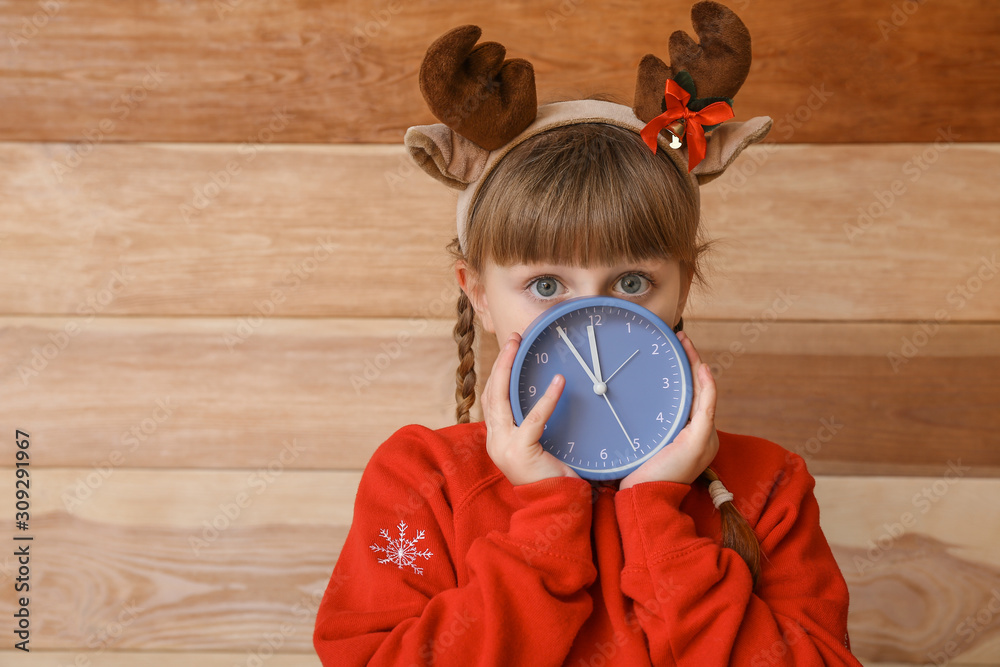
left=453, top=290, right=478, bottom=424
left=700, top=467, right=762, bottom=588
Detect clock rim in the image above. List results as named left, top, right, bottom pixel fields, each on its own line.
left=507, top=295, right=693, bottom=480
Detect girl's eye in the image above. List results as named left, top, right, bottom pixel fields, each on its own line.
left=617, top=273, right=650, bottom=295
left=528, top=277, right=561, bottom=299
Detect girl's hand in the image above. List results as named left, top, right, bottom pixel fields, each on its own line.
left=619, top=330, right=719, bottom=490
left=482, top=332, right=581, bottom=486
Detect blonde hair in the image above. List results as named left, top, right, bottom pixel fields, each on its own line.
left=447, top=121, right=761, bottom=587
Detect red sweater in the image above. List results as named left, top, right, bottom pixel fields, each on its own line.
left=314, top=422, right=862, bottom=666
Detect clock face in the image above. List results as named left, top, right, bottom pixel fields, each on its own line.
left=509, top=296, right=692, bottom=480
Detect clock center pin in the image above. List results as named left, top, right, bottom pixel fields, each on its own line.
left=593, top=382, right=607, bottom=395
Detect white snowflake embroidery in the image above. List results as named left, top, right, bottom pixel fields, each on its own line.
left=370, top=521, right=433, bottom=575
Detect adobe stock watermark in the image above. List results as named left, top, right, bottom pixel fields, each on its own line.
left=547, top=0, right=585, bottom=30
left=392, top=440, right=477, bottom=521
left=50, top=65, right=167, bottom=183
left=384, top=74, right=501, bottom=192
left=234, top=579, right=349, bottom=667
left=85, top=600, right=144, bottom=652
left=705, top=288, right=799, bottom=380
left=214, top=0, right=247, bottom=20
left=56, top=599, right=144, bottom=667
left=844, top=126, right=959, bottom=243
left=928, top=588, right=1000, bottom=666
left=189, top=438, right=305, bottom=556
left=416, top=607, right=478, bottom=664
left=61, top=397, right=175, bottom=513
left=222, top=234, right=337, bottom=351
left=16, top=266, right=134, bottom=385
left=738, top=416, right=845, bottom=517
left=517, top=488, right=591, bottom=568
left=179, top=106, right=294, bottom=224
left=877, top=0, right=927, bottom=41
left=749, top=618, right=810, bottom=667
left=7, top=0, right=60, bottom=53
left=716, top=83, right=833, bottom=201
left=887, top=252, right=997, bottom=373
left=852, top=459, right=971, bottom=575
left=340, top=0, right=410, bottom=63
left=350, top=282, right=456, bottom=393
left=574, top=578, right=685, bottom=666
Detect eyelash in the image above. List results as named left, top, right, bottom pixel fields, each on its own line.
left=525, top=272, right=657, bottom=302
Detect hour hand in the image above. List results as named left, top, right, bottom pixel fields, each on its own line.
left=587, top=325, right=603, bottom=382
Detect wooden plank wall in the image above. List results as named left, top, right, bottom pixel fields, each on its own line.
left=1, top=0, right=998, bottom=664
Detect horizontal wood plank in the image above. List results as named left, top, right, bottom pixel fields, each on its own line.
left=816, top=477, right=1000, bottom=664
left=2, top=142, right=998, bottom=320
left=0, top=470, right=997, bottom=663
left=2, top=317, right=997, bottom=475
left=0, top=0, right=997, bottom=142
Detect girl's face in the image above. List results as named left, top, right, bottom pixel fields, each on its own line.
left=457, top=256, right=692, bottom=346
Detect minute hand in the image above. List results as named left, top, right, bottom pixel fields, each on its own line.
left=556, top=326, right=601, bottom=386
left=557, top=326, right=631, bottom=447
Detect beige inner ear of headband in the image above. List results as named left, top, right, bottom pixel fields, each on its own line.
left=454, top=99, right=697, bottom=251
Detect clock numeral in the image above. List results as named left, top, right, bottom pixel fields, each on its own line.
left=662, top=377, right=670, bottom=389
left=528, top=385, right=537, bottom=397
left=590, top=314, right=602, bottom=326
left=631, top=437, right=640, bottom=451
left=651, top=343, right=661, bottom=355
left=600, top=448, right=608, bottom=460
left=626, top=322, right=631, bottom=333
left=534, top=352, right=549, bottom=364
left=567, top=441, right=574, bottom=453
left=656, top=411, right=664, bottom=422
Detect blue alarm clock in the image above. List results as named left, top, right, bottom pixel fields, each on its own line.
left=509, top=296, right=693, bottom=481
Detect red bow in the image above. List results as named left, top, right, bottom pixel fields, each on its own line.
left=640, top=78, right=734, bottom=171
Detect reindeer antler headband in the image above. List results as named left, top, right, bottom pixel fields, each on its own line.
left=404, top=1, right=773, bottom=252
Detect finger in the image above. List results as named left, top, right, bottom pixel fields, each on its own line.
left=483, top=333, right=521, bottom=424
left=671, top=366, right=718, bottom=456
left=691, top=363, right=717, bottom=424
left=517, top=373, right=565, bottom=444
left=676, top=330, right=704, bottom=369
left=677, top=331, right=713, bottom=405
left=682, top=334, right=719, bottom=444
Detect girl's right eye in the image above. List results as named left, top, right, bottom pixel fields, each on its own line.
left=528, top=276, right=561, bottom=299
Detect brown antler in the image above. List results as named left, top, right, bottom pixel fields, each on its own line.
left=418, top=25, right=537, bottom=152
left=633, top=1, right=752, bottom=123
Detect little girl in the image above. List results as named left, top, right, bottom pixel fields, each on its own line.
left=315, top=3, right=863, bottom=665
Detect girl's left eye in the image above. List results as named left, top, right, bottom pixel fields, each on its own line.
left=616, top=273, right=651, bottom=295
left=527, top=276, right=562, bottom=299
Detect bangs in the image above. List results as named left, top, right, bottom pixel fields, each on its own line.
left=466, top=123, right=699, bottom=270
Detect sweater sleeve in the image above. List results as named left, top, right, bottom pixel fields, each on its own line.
left=313, top=426, right=598, bottom=666
left=614, top=452, right=863, bottom=666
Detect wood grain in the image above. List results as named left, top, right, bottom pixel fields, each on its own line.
left=0, top=470, right=996, bottom=663
left=2, top=317, right=997, bottom=476
left=2, top=142, right=998, bottom=320
left=816, top=477, right=1000, bottom=664
left=0, top=0, right=997, bottom=143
